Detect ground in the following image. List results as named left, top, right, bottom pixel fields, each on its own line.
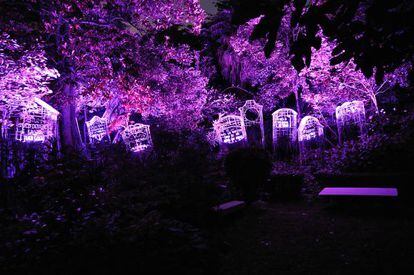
left=215, top=201, right=414, bottom=274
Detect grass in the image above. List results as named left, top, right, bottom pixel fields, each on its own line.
left=214, top=201, right=414, bottom=274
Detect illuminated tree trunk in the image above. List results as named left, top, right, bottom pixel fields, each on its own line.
left=60, top=83, right=83, bottom=151
left=295, top=85, right=303, bottom=118
left=368, top=91, right=379, bottom=114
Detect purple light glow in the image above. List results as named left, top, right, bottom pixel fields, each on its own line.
left=298, top=116, right=324, bottom=142
left=336, top=101, right=366, bottom=144
left=213, top=114, right=247, bottom=145
left=319, top=187, right=398, bottom=197
left=239, top=100, right=265, bottom=147
left=86, top=116, right=110, bottom=143
left=121, top=123, right=153, bottom=152
left=272, top=108, right=298, bottom=146
left=14, top=98, right=59, bottom=143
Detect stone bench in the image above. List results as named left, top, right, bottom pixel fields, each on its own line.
left=213, top=200, right=245, bottom=215
left=319, top=187, right=398, bottom=198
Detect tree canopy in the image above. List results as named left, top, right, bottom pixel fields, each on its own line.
left=221, top=0, right=414, bottom=81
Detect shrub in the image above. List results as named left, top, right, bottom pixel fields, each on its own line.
left=266, top=174, right=304, bottom=200
left=224, top=147, right=271, bottom=203
left=0, top=133, right=221, bottom=274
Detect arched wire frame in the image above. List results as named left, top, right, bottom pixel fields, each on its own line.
left=121, top=123, right=153, bottom=152
left=85, top=116, right=110, bottom=144
left=335, top=100, right=365, bottom=144
left=15, top=98, right=59, bottom=143
left=272, top=108, right=298, bottom=149
left=213, top=114, right=247, bottom=145
left=239, top=100, right=265, bottom=147
left=298, top=116, right=324, bottom=157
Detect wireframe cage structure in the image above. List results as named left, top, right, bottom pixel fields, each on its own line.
left=272, top=108, right=298, bottom=160
left=1, top=98, right=60, bottom=179
left=272, top=108, right=298, bottom=145
left=298, top=116, right=324, bottom=158
left=213, top=114, right=247, bottom=145
left=86, top=116, right=110, bottom=144
left=121, top=123, right=153, bottom=152
left=335, top=101, right=366, bottom=144
left=14, top=98, right=59, bottom=143
left=239, top=100, right=265, bottom=147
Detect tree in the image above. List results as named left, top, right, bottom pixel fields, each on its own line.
left=221, top=0, right=414, bottom=82
left=103, top=38, right=211, bottom=131
left=0, top=33, right=58, bottom=178
left=208, top=5, right=410, bottom=121
left=300, top=36, right=411, bottom=115
left=227, top=15, right=299, bottom=112
left=1, top=0, right=209, bottom=148
left=0, top=33, right=59, bottom=118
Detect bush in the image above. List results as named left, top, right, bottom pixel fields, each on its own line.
left=0, top=134, right=221, bottom=274
left=265, top=174, right=304, bottom=201
left=307, top=110, right=414, bottom=174
left=224, top=147, right=271, bottom=203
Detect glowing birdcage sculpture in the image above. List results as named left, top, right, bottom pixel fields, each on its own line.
left=272, top=108, right=298, bottom=148
left=239, top=100, right=265, bottom=147
left=335, top=101, right=365, bottom=144
left=213, top=115, right=247, bottom=145
left=15, top=98, right=59, bottom=143
left=298, top=116, right=324, bottom=155
left=121, top=123, right=153, bottom=152
left=86, top=116, right=110, bottom=143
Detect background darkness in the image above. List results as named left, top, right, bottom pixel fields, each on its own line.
left=200, top=0, right=218, bottom=14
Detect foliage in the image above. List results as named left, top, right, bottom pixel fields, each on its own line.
left=224, top=147, right=272, bottom=202
left=0, top=135, right=222, bottom=274
left=0, top=33, right=59, bottom=115
left=217, top=6, right=411, bottom=118
left=300, top=36, right=412, bottom=114
left=1, top=1, right=414, bottom=273
left=1, top=0, right=210, bottom=135
left=227, top=16, right=298, bottom=111
left=219, top=0, right=290, bottom=58
left=307, top=108, right=414, bottom=174
left=223, top=0, right=414, bottom=82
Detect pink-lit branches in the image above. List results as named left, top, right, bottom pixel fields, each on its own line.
left=0, top=33, right=59, bottom=116
left=36, top=0, right=208, bottom=131
left=227, top=13, right=410, bottom=118
left=300, top=37, right=411, bottom=115
left=228, top=16, right=298, bottom=111
left=130, top=0, right=206, bottom=34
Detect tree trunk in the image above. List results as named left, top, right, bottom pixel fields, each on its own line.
left=295, top=85, right=303, bottom=118
left=369, top=92, right=379, bottom=114
left=60, top=83, right=83, bottom=151
left=218, top=47, right=242, bottom=86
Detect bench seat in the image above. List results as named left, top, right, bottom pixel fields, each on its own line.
left=319, top=187, right=398, bottom=197
left=213, top=200, right=245, bottom=215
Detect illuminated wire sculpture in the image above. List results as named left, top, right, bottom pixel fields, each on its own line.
left=14, top=98, right=59, bottom=143
left=213, top=114, right=247, bottom=145
left=121, top=123, right=153, bottom=152
left=298, top=116, right=324, bottom=156
left=239, top=100, right=265, bottom=147
left=298, top=116, right=324, bottom=142
left=85, top=116, right=110, bottom=143
left=272, top=108, right=298, bottom=145
left=335, top=100, right=365, bottom=144
left=271, top=108, right=298, bottom=159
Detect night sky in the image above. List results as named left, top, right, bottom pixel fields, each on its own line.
left=199, top=0, right=218, bottom=15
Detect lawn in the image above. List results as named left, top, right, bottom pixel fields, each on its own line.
left=215, top=201, right=414, bottom=274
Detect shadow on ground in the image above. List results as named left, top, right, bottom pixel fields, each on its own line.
left=213, top=201, right=414, bottom=274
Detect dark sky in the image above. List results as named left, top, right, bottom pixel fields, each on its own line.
left=199, top=0, right=218, bottom=15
